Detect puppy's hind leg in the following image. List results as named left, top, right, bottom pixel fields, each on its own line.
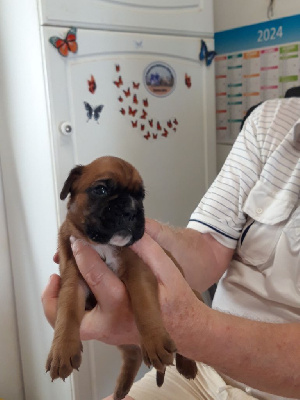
left=114, top=345, right=143, bottom=400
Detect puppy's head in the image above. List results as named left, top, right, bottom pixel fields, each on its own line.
left=61, top=156, right=145, bottom=246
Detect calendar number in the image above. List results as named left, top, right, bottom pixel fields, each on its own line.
left=257, top=26, right=283, bottom=43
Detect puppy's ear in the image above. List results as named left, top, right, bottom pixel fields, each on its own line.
left=60, top=165, right=83, bottom=200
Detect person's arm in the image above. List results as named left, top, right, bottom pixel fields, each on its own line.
left=131, top=234, right=300, bottom=398
left=144, top=218, right=234, bottom=293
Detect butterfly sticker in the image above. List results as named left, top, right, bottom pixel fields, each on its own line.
left=144, top=132, right=151, bottom=140
left=131, top=121, right=138, bottom=128
left=115, top=64, right=120, bottom=72
left=123, top=88, right=131, bottom=98
left=143, top=99, right=148, bottom=107
left=185, top=73, right=191, bottom=88
left=88, top=75, right=97, bottom=94
left=140, top=109, right=148, bottom=119
left=84, top=102, right=104, bottom=123
left=49, top=27, right=78, bottom=57
left=128, top=106, right=137, bottom=117
left=162, top=129, right=168, bottom=138
left=199, top=39, right=216, bottom=67
left=133, top=94, right=138, bottom=104
left=134, top=41, right=143, bottom=49
left=114, top=76, right=123, bottom=88
left=133, top=82, right=140, bottom=89
left=120, top=108, right=126, bottom=115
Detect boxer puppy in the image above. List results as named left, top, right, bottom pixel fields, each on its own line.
left=46, top=156, right=198, bottom=400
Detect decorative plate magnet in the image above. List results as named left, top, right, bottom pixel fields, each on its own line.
left=144, top=62, right=176, bottom=97
left=88, top=75, right=97, bottom=94
left=199, top=39, right=216, bottom=67
left=185, top=74, right=191, bottom=88
left=49, top=27, right=78, bottom=57
left=84, top=102, right=104, bottom=123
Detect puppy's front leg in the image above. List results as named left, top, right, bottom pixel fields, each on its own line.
left=118, top=248, right=176, bottom=373
left=46, top=243, right=86, bottom=381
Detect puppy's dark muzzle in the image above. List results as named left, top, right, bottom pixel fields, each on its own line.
left=85, top=201, right=145, bottom=245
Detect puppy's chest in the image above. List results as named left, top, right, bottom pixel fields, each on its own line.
left=91, top=243, right=121, bottom=273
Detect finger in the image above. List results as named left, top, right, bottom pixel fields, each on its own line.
left=145, top=218, right=175, bottom=251
left=71, top=239, right=127, bottom=310
left=131, top=233, right=182, bottom=284
left=41, top=274, right=61, bottom=327
left=53, top=252, right=59, bottom=264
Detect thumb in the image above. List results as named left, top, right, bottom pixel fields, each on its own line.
left=41, top=274, right=61, bottom=327
left=71, top=238, right=126, bottom=310
left=145, top=218, right=177, bottom=252
left=131, top=233, right=182, bottom=284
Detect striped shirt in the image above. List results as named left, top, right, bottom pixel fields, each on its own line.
left=188, top=97, right=300, bottom=400
left=188, top=97, right=300, bottom=248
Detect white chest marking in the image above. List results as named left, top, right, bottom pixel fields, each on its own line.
left=90, top=243, right=121, bottom=273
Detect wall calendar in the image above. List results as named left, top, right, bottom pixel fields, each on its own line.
left=215, top=14, right=300, bottom=144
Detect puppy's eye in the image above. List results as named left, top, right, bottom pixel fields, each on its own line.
left=91, top=185, right=108, bottom=196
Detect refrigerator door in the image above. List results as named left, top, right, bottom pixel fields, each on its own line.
left=38, top=0, right=213, bottom=37
left=42, top=27, right=216, bottom=399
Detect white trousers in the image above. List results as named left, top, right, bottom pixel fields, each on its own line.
left=128, top=362, right=257, bottom=400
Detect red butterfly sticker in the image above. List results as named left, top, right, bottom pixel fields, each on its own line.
left=140, top=124, right=145, bottom=131
left=120, top=108, right=126, bottom=115
left=116, top=64, right=120, bottom=72
left=128, top=106, right=137, bottom=117
left=173, top=118, right=178, bottom=125
left=118, top=96, right=123, bottom=102
left=148, top=119, right=153, bottom=128
left=131, top=120, right=138, bottom=128
left=185, top=73, right=192, bottom=88
left=49, top=27, right=78, bottom=57
left=133, top=94, right=138, bottom=104
left=133, top=82, right=140, bottom=89
left=157, top=122, right=162, bottom=131
left=88, top=75, right=96, bottom=94
left=123, top=88, right=131, bottom=97
left=167, top=120, right=173, bottom=128
left=162, top=129, right=168, bottom=137
left=140, top=109, right=147, bottom=119
left=114, top=76, right=123, bottom=88
left=144, top=132, right=151, bottom=140
left=143, top=99, right=148, bottom=107
left=153, top=134, right=158, bottom=139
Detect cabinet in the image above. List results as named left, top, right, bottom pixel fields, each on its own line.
left=38, top=0, right=214, bottom=37
left=0, top=0, right=215, bottom=398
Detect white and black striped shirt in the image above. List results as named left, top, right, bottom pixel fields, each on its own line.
left=188, top=97, right=300, bottom=248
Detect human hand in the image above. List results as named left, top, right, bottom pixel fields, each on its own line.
left=42, top=233, right=205, bottom=356
left=42, top=239, right=140, bottom=345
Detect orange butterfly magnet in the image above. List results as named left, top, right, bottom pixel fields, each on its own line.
left=88, top=75, right=97, bottom=94
left=49, top=27, right=78, bottom=57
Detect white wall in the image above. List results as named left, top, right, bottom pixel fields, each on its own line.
left=0, top=0, right=74, bottom=399
left=0, top=165, right=24, bottom=399
left=213, top=0, right=300, bottom=169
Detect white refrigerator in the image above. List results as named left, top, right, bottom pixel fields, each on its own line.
left=0, top=1, right=216, bottom=399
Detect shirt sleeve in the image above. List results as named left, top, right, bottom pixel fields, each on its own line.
left=188, top=106, right=263, bottom=249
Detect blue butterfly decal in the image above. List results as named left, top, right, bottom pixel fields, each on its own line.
left=199, top=40, right=216, bottom=66
left=84, top=102, right=104, bottom=123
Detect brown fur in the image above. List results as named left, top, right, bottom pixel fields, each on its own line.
left=46, top=156, right=200, bottom=400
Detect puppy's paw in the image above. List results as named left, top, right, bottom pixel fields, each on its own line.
left=175, top=353, right=198, bottom=380
left=141, top=330, right=176, bottom=372
left=46, top=338, right=83, bottom=381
